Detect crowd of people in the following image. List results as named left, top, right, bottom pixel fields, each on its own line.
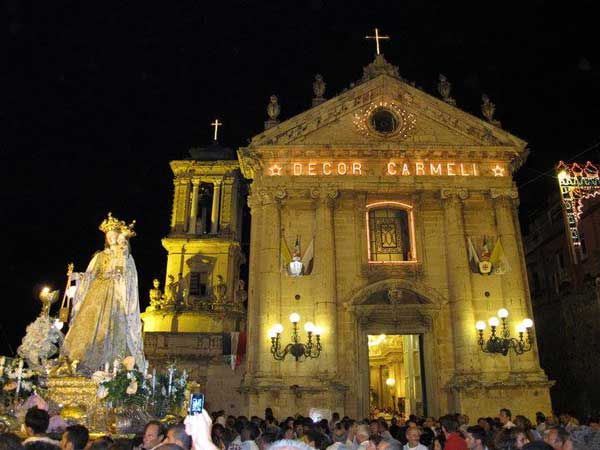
left=0, top=406, right=598, bottom=450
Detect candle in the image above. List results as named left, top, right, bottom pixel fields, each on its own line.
left=167, top=367, right=174, bottom=396
left=104, top=361, right=109, bottom=373
left=0, top=356, right=5, bottom=378
left=143, top=360, right=148, bottom=377
left=152, top=368, right=156, bottom=395
left=113, top=359, right=119, bottom=376
left=15, top=359, right=24, bottom=398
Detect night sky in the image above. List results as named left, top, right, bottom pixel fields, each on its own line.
left=3, top=1, right=599, bottom=355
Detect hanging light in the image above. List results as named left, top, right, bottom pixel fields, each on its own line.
left=270, top=313, right=322, bottom=361
left=475, top=308, right=534, bottom=356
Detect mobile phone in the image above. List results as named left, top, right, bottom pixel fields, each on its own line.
left=189, top=393, right=204, bottom=416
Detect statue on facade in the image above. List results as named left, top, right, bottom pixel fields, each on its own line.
left=234, top=279, right=247, bottom=311
left=313, top=74, right=326, bottom=99
left=165, top=274, right=177, bottom=306
left=437, top=74, right=456, bottom=105
left=148, top=279, right=164, bottom=310
left=481, top=94, right=502, bottom=127
left=267, top=95, right=280, bottom=121
left=61, top=213, right=145, bottom=373
left=214, top=275, right=227, bottom=307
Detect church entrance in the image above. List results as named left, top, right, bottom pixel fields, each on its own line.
left=368, top=334, right=427, bottom=417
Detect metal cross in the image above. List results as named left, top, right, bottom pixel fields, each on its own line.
left=211, top=119, right=223, bottom=141
left=365, top=28, right=390, bottom=55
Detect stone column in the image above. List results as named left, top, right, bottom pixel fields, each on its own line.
left=188, top=178, right=200, bottom=235
left=173, top=178, right=191, bottom=233
left=312, top=188, right=339, bottom=377
left=491, top=188, right=538, bottom=372
left=441, top=188, right=478, bottom=374
left=211, top=180, right=222, bottom=234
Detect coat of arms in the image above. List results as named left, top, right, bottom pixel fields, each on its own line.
left=467, top=236, right=510, bottom=275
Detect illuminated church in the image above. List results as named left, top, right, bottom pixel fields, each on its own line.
left=142, top=48, right=552, bottom=418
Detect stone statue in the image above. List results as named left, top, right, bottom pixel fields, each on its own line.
left=267, top=95, right=280, bottom=121
left=437, top=74, right=456, bottom=105
left=61, top=213, right=145, bottom=372
left=165, top=274, right=177, bottom=306
left=387, top=288, right=403, bottom=305
left=148, top=279, right=164, bottom=310
left=175, top=273, right=186, bottom=308
left=313, top=74, right=326, bottom=99
left=481, top=94, right=501, bottom=127
left=234, top=279, right=247, bottom=310
left=214, top=275, right=227, bottom=305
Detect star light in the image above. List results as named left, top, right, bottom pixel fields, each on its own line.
left=269, top=164, right=283, bottom=176
left=491, top=165, right=505, bottom=177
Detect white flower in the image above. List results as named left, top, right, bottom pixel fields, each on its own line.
left=97, top=385, right=108, bottom=399
left=126, top=372, right=134, bottom=380
left=126, top=381, right=138, bottom=395
left=161, top=386, right=166, bottom=396
left=91, top=371, right=111, bottom=385
left=21, top=381, right=32, bottom=391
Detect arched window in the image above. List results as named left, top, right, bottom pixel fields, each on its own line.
left=366, top=202, right=417, bottom=263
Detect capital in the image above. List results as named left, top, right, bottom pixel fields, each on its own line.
left=489, top=188, right=519, bottom=200
left=440, top=188, right=468, bottom=206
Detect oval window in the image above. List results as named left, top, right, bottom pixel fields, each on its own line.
left=370, top=108, right=398, bottom=134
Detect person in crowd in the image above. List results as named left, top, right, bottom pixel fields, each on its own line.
left=535, top=413, right=547, bottom=436
left=515, top=416, right=541, bottom=442
left=543, top=427, right=571, bottom=450
left=521, top=443, right=555, bottom=450
left=326, top=423, right=348, bottom=450
left=280, top=428, right=295, bottom=441
left=212, top=423, right=227, bottom=450
left=257, top=431, right=279, bottom=450
left=389, top=419, right=401, bottom=441
left=464, top=426, right=488, bottom=450
left=440, top=415, right=467, bottom=450
left=430, top=435, right=444, bottom=450
left=60, top=426, right=89, bottom=450
left=108, top=439, right=133, bottom=450
left=378, top=421, right=392, bottom=441
left=402, top=428, right=427, bottom=450
left=85, top=437, right=113, bottom=450
left=569, top=426, right=600, bottom=450
left=22, top=408, right=59, bottom=448
left=268, top=441, right=313, bottom=450
left=227, top=420, right=245, bottom=450
left=164, top=424, right=191, bottom=450
left=355, top=425, right=370, bottom=450
left=0, top=433, right=23, bottom=450
left=136, top=422, right=165, bottom=450
left=499, top=409, right=516, bottom=429
left=305, top=430, right=329, bottom=450
left=240, top=423, right=260, bottom=450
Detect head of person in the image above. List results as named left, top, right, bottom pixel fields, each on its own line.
left=332, top=412, right=340, bottom=423
left=25, top=407, right=50, bottom=436
left=164, top=425, right=190, bottom=450
left=305, top=430, right=327, bottom=450
left=424, top=417, right=435, bottom=429
left=367, top=434, right=382, bottom=450
left=356, top=424, right=370, bottom=444
left=440, top=415, right=459, bottom=436
left=465, top=426, right=486, bottom=450
left=536, top=413, right=547, bottom=426
left=332, top=423, right=347, bottom=443
left=496, top=428, right=527, bottom=450
left=477, top=417, right=491, bottom=432
left=499, top=409, right=513, bottom=426
left=515, top=416, right=533, bottom=430
left=544, top=427, right=571, bottom=450
left=142, top=421, right=164, bottom=450
left=369, top=420, right=379, bottom=435
left=405, top=428, right=421, bottom=447
left=0, top=433, right=23, bottom=450
left=241, top=423, right=260, bottom=443
left=257, top=430, right=279, bottom=450
left=431, top=436, right=445, bottom=450
left=265, top=408, right=274, bottom=420
left=85, top=437, right=113, bottom=450
left=281, top=427, right=295, bottom=440
left=60, top=425, right=89, bottom=450
left=268, top=440, right=314, bottom=450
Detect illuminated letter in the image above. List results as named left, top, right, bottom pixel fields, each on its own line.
left=323, top=162, right=332, bottom=175
left=460, top=163, right=470, bottom=176
left=387, top=162, right=397, bottom=175
left=293, top=163, right=302, bottom=176
left=352, top=162, right=362, bottom=175
left=402, top=163, right=411, bottom=176
left=337, top=162, right=347, bottom=175
left=447, top=163, right=456, bottom=176
left=416, top=162, right=425, bottom=176
left=308, top=163, right=316, bottom=176
left=430, top=163, right=442, bottom=175
left=473, top=163, right=478, bottom=176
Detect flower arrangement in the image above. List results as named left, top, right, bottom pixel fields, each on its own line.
left=0, top=356, right=43, bottom=405
left=92, top=356, right=150, bottom=407
left=148, top=363, right=188, bottom=417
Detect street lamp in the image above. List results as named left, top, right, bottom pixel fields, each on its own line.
left=269, top=313, right=322, bottom=361
left=475, top=308, right=534, bottom=356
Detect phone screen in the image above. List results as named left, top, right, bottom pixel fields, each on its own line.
left=189, top=393, right=204, bottom=415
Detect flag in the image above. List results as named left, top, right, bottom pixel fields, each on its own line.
left=281, top=237, right=292, bottom=270
left=301, top=237, right=314, bottom=275
left=467, top=237, right=480, bottom=273
left=235, top=332, right=247, bottom=369
left=490, top=238, right=511, bottom=275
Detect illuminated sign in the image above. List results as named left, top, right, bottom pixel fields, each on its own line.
left=267, top=160, right=506, bottom=177
left=557, top=161, right=600, bottom=262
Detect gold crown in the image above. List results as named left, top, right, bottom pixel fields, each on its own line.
left=99, top=212, right=136, bottom=238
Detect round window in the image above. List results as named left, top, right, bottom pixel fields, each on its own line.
left=370, top=108, right=398, bottom=135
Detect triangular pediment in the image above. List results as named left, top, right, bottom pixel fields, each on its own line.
left=250, top=74, right=526, bottom=151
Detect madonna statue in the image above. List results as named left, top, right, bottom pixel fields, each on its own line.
left=61, top=213, right=145, bottom=372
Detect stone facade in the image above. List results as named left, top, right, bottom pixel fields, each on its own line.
left=238, top=57, right=552, bottom=419
left=524, top=191, right=600, bottom=418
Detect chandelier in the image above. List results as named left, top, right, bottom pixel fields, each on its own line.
left=269, top=313, right=322, bottom=361
left=475, top=308, right=534, bottom=356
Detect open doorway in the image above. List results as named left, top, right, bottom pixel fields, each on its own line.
left=368, top=334, right=427, bottom=417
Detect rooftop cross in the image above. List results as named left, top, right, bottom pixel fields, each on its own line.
left=365, top=28, right=390, bottom=56
left=211, top=119, right=223, bottom=141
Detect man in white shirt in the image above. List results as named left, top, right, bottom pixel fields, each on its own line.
left=498, top=409, right=515, bottom=429
left=402, top=428, right=427, bottom=450
left=356, top=425, right=371, bottom=450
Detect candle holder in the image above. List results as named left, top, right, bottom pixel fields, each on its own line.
left=475, top=309, right=534, bottom=356
left=269, top=313, right=322, bottom=362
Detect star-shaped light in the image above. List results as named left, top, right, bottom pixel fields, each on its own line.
left=491, top=164, right=505, bottom=177
left=269, top=164, right=283, bottom=176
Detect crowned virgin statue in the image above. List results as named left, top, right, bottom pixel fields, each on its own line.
left=61, top=213, right=145, bottom=372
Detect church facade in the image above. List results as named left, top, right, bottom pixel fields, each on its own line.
left=237, top=55, right=552, bottom=419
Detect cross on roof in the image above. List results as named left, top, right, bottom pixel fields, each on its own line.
left=365, top=28, right=390, bottom=55
left=211, top=119, right=223, bottom=141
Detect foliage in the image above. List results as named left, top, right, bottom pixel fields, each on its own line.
left=149, top=364, right=188, bottom=417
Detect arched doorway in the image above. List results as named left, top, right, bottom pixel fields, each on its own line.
left=346, top=279, right=445, bottom=417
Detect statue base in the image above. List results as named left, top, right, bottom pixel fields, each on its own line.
left=46, top=376, right=103, bottom=429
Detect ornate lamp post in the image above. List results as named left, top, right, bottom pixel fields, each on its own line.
left=475, top=308, right=534, bottom=356
left=269, top=313, right=322, bottom=361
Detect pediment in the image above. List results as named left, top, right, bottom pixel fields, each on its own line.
left=251, top=74, right=526, bottom=151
